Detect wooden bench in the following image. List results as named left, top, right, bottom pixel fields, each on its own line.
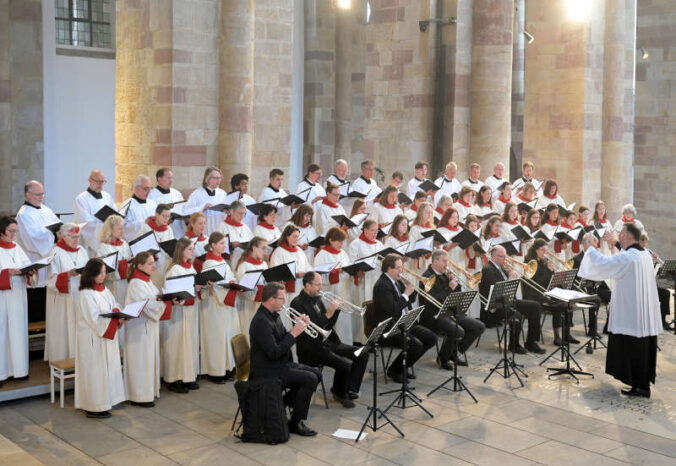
left=49, top=358, right=75, bottom=408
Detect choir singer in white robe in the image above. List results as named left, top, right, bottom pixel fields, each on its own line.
left=0, top=217, right=34, bottom=384
left=73, top=170, right=115, bottom=255
left=148, top=168, right=186, bottom=239
left=122, top=175, right=158, bottom=241
left=75, top=258, right=126, bottom=418
left=184, top=167, right=227, bottom=235
left=579, top=224, right=662, bottom=398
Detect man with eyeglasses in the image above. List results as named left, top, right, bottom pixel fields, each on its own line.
left=15, top=180, right=61, bottom=322
left=74, top=170, right=115, bottom=255
left=148, top=168, right=186, bottom=238
left=122, top=175, right=158, bottom=240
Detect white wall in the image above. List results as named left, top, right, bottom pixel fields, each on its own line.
left=42, top=0, right=116, bottom=214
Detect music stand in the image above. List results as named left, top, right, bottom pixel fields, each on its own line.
left=539, top=269, right=582, bottom=364
left=482, top=279, right=526, bottom=387
left=427, top=291, right=478, bottom=403
left=379, top=306, right=433, bottom=418
left=355, top=318, right=403, bottom=442
left=573, top=279, right=607, bottom=355
left=657, top=260, right=676, bottom=334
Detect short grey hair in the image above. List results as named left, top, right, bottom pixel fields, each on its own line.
left=437, top=195, right=453, bottom=208
left=335, top=159, right=347, bottom=168
left=132, top=175, right=150, bottom=190
left=431, top=249, right=447, bottom=263
left=58, top=222, right=81, bottom=237
left=229, top=200, right=246, bottom=213
left=621, top=204, right=637, bottom=216
left=445, top=162, right=457, bottom=170
left=361, top=160, right=375, bottom=169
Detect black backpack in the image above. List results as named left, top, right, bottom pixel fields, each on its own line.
left=234, top=378, right=289, bottom=444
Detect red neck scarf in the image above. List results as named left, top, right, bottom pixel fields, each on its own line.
left=322, top=245, right=342, bottom=255
left=489, top=232, right=500, bottom=238
left=257, top=222, right=275, bottom=230
left=498, top=195, right=511, bottom=204
left=245, top=256, right=264, bottom=266
left=517, top=194, right=530, bottom=202
left=394, top=234, right=409, bottom=242
left=186, top=229, right=207, bottom=242
left=422, top=222, right=433, bottom=229
left=384, top=203, right=397, bottom=209
left=93, top=284, right=105, bottom=292
left=0, top=240, right=16, bottom=249
left=57, top=239, right=79, bottom=253
left=359, top=233, right=377, bottom=245
left=435, top=207, right=445, bottom=215
left=180, top=260, right=192, bottom=269
left=322, top=199, right=339, bottom=209
left=280, top=243, right=299, bottom=253
left=205, top=252, right=224, bottom=262
left=444, top=224, right=460, bottom=231
left=545, top=193, right=557, bottom=200
left=146, top=217, right=169, bottom=232
left=410, top=205, right=418, bottom=212
left=458, top=200, right=471, bottom=208
left=621, top=217, right=634, bottom=223
left=507, top=219, right=518, bottom=225
left=109, top=239, right=124, bottom=246
left=561, top=222, right=573, bottom=229
left=131, top=269, right=151, bottom=282
left=546, top=220, right=558, bottom=226
left=301, top=222, right=311, bottom=228
left=225, top=216, right=243, bottom=227
left=576, top=219, right=588, bottom=227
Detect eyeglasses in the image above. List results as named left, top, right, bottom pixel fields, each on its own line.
left=4, top=229, right=18, bottom=234
left=28, top=191, right=45, bottom=197
left=90, top=178, right=107, bottom=184
left=139, top=187, right=152, bottom=192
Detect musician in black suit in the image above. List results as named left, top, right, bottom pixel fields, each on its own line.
left=249, top=283, right=320, bottom=437
left=419, top=250, right=485, bottom=369
left=372, top=254, right=437, bottom=383
left=291, top=272, right=369, bottom=408
left=478, top=245, right=546, bottom=354
left=572, top=249, right=611, bottom=335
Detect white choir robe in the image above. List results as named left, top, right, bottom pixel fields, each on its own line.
left=327, top=175, right=354, bottom=213
left=137, top=221, right=175, bottom=288
left=148, top=186, right=187, bottom=238
left=460, top=179, right=485, bottom=192
left=237, top=193, right=258, bottom=233
left=186, top=232, right=209, bottom=272
left=269, top=245, right=311, bottom=305
left=45, top=244, right=89, bottom=361
left=409, top=225, right=433, bottom=275
left=97, top=240, right=133, bottom=347
left=351, top=176, right=382, bottom=211
left=406, top=177, right=429, bottom=198
left=253, top=223, right=282, bottom=256
left=535, top=194, right=566, bottom=210
left=162, top=264, right=200, bottom=384
left=541, top=222, right=566, bottom=262
left=494, top=197, right=512, bottom=215
left=258, top=186, right=291, bottom=228
left=348, top=237, right=384, bottom=343
left=75, top=288, right=126, bottom=412
left=73, top=189, right=115, bottom=255
left=579, top=246, right=662, bottom=337
left=384, top=235, right=409, bottom=250
left=218, top=220, right=254, bottom=269
left=0, top=243, right=30, bottom=379
left=314, top=201, right=346, bottom=236
left=296, top=178, right=326, bottom=211
left=464, top=246, right=485, bottom=318
left=314, top=247, right=353, bottom=344
left=596, top=219, right=614, bottom=256
left=511, top=176, right=533, bottom=193
left=236, top=258, right=268, bottom=335
left=292, top=223, right=319, bottom=263
left=122, top=196, right=158, bottom=241
left=433, top=176, right=462, bottom=205
left=438, top=226, right=465, bottom=264
left=185, top=187, right=227, bottom=235
left=405, top=207, right=418, bottom=222
left=613, top=218, right=645, bottom=235
left=200, top=256, right=240, bottom=375
left=124, top=276, right=168, bottom=402
left=455, top=202, right=473, bottom=223
left=15, top=203, right=59, bottom=287
left=371, top=203, right=403, bottom=228
left=471, top=205, right=494, bottom=223
left=484, top=175, right=506, bottom=195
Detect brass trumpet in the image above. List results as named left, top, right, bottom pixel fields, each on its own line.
left=318, top=290, right=366, bottom=316
left=282, top=305, right=332, bottom=339
left=545, top=251, right=574, bottom=271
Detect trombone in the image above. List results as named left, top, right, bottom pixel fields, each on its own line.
left=282, top=305, right=332, bottom=339
left=446, top=259, right=482, bottom=289
left=318, top=290, right=366, bottom=316
left=399, top=270, right=444, bottom=309
left=504, top=256, right=548, bottom=295
left=545, top=251, right=574, bottom=271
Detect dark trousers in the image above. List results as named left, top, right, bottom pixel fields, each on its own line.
left=549, top=301, right=572, bottom=329
left=27, top=287, right=46, bottom=323
left=381, top=324, right=436, bottom=375
left=481, top=299, right=541, bottom=346
left=658, top=287, right=671, bottom=323
left=300, top=342, right=369, bottom=396
left=425, top=315, right=485, bottom=362
left=279, top=363, right=320, bottom=423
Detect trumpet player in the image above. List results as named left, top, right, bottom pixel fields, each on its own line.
left=249, top=283, right=321, bottom=437
left=419, top=251, right=486, bottom=370
left=291, top=272, right=369, bottom=408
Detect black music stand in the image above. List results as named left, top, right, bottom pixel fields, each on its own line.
left=539, top=269, right=582, bottom=364
left=427, top=291, right=478, bottom=403
left=540, top=291, right=596, bottom=383
left=574, top=279, right=607, bottom=355
left=356, top=318, right=403, bottom=442
left=379, top=306, right=433, bottom=418
left=657, top=260, right=676, bottom=334
left=482, top=279, right=526, bottom=387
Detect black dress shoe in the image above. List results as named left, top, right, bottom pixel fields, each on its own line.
left=130, top=401, right=155, bottom=408
left=289, top=420, right=317, bottom=436
left=13, top=375, right=29, bottom=381
left=208, top=375, right=227, bottom=384
left=566, top=335, right=580, bottom=344
left=332, top=392, right=356, bottom=408
left=525, top=342, right=546, bottom=354
left=168, top=381, right=189, bottom=394
left=553, top=337, right=563, bottom=347
left=387, top=370, right=405, bottom=384
left=509, top=344, right=528, bottom=355
left=455, top=358, right=468, bottom=367
left=185, top=381, right=200, bottom=390
left=406, top=370, right=416, bottom=380
left=347, top=391, right=359, bottom=400
left=436, top=357, right=454, bottom=371
left=621, top=387, right=650, bottom=398
left=86, top=410, right=111, bottom=419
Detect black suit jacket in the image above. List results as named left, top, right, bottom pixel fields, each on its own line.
left=372, top=273, right=413, bottom=331
left=249, top=304, right=296, bottom=379
left=522, top=259, right=552, bottom=303
left=291, top=290, right=341, bottom=364
left=478, top=261, right=511, bottom=322
left=419, top=266, right=459, bottom=328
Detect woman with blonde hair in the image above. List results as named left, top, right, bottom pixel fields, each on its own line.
left=185, top=212, right=209, bottom=272
left=97, top=214, right=133, bottom=306
left=235, top=236, right=269, bottom=334
left=185, top=166, right=227, bottom=234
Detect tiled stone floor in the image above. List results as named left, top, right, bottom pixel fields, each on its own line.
left=0, top=313, right=675, bottom=465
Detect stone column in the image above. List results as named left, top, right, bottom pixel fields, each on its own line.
left=334, top=6, right=353, bottom=164
left=601, top=0, right=635, bottom=219
left=511, top=0, right=525, bottom=180
left=469, top=0, right=513, bottom=173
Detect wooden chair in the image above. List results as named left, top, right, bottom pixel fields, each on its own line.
left=50, top=358, right=75, bottom=408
